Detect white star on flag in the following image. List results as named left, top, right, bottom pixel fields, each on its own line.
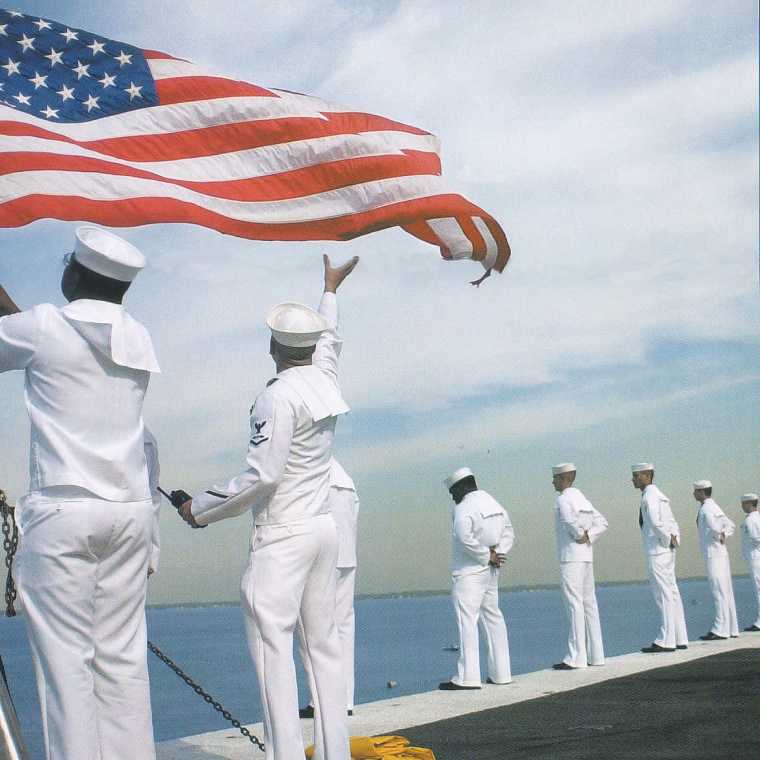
left=99, top=72, right=116, bottom=88
left=33, top=19, right=53, bottom=31
left=114, top=50, right=132, bottom=66
left=73, top=60, right=90, bottom=79
left=60, top=28, right=78, bottom=43
left=13, top=92, right=31, bottom=105
left=45, top=48, right=64, bottom=66
left=83, top=94, right=100, bottom=112
left=124, top=81, right=142, bottom=100
left=41, top=104, right=59, bottom=118
left=2, top=58, right=20, bottom=76
left=17, top=34, right=35, bottom=52
left=87, top=39, right=107, bottom=56
left=29, top=71, right=48, bottom=89
left=57, top=83, right=75, bottom=101
left=0, top=25, right=7, bottom=37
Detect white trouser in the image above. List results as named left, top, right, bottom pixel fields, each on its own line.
left=14, top=495, right=155, bottom=760
left=451, top=567, right=511, bottom=687
left=559, top=561, right=604, bottom=667
left=748, top=558, right=760, bottom=628
left=706, top=555, right=739, bottom=637
left=646, top=550, right=688, bottom=648
left=299, top=566, right=356, bottom=710
left=241, top=514, right=349, bottom=760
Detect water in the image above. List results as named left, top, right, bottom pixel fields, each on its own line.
left=2, top=576, right=757, bottom=759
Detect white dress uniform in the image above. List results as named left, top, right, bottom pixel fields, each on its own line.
left=554, top=486, right=607, bottom=667
left=639, top=483, right=688, bottom=649
left=143, top=427, right=162, bottom=575
left=450, top=489, right=514, bottom=687
left=0, top=228, right=160, bottom=760
left=191, top=292, right=349, bottom=760
left=697, top=497, right=739, bottom=637
left=740, top=504, right=760, bottom=629
left=299, top=458, right=359, bottom=711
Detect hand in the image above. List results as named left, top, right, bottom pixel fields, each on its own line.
left=719, top=531, right=725, bottom=545
left=323, top=255, right=359, bottom=293
left=575, top=530, right=590, bottom=545
left=489, top=548, right=506, bottom=568
left=179, top=499, right=203, bottom=529
left=670, top=534, right=679, bottom=549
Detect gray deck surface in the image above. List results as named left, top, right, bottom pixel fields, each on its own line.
left=394, top=648, right=760, bottom=760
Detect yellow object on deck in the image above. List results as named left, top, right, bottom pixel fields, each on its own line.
left=305, top=735, right=435, bottom=759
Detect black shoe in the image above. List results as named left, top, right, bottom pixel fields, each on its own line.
left=699, top=632, right=727, bottom=641
left=485, top=677, right=512, bottom=685
left=438, top=681, right=480, bottom=690
left=298, top=705, right=314, bottom=719
left=347, top=709, right=353, bottom=716
left=730, top=635, right=739, bottom=638
left=744, top=625, right=760, bottom=632
left=676, top=645, right=688, bottom=650
left=641, top=643, right=676, bottom=653
left=552, top=662, right=578, bottom=670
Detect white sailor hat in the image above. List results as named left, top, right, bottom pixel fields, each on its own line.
left=73, top=226, right=145, bottom=282
left=631, top=463, right=654, bottom=473
left=552, top=463, right=576, bottom=475
left=266, top=302, right=328, bottom=348
left=444, top=467, right=474, bottom=490
left=741, top=493, right=759, bottom=502
left=693, top=479, right=712, bottom=490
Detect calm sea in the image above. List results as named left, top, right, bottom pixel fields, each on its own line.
left=2, top=576, right=757, bottom=759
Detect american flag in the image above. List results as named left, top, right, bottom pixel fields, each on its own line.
left=0, top=9, right=510, bottom=273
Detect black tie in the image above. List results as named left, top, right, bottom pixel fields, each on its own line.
left=639, top=507, right=644, bottom=529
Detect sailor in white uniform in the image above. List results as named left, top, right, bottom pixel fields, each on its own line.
left=439, top=468, right=514, bottom=690
left=740, top=493, right=760, bottom=632
left=0, top=227, right=160, bottom=760
left=631, top=463, right=688, bottom=652
left=550, top=463, right=607, bottom=670
left=694, top=481, right=739, bottom=640
left=179, top=255, right=358, bottom=760
left=299, top=458, right=360, bottom=717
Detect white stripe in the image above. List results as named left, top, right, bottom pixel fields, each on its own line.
left=427, top=217, right=472, bottom=258
left=0, top=92, right=436, bottom=146
left=472, top=216, right=498, bottom=269
left=148, top=59, right=208, bottom=80
left=0, top=171, right=452, bottom=224
left=0, top=131, right=439, bottom=182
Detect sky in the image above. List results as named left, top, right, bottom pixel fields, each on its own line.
left=0, top=0, right=757, bottom=605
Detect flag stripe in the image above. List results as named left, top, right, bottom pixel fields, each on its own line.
left=0, top=132, right=440, bottom=182
left=156, top=77, right=276, bottom=104
left=0, top=150, right=442, bottom=202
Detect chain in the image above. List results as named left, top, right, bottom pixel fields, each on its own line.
left=147, top=640, right=265, bottom=752
left=0, top=490, right=19, bottom=617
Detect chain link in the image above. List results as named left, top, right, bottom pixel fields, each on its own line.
left=148, top=640, right=265, bottom=752
left=0, top=489, right=19, bottom=617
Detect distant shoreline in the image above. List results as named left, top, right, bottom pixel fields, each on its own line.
left=146, top=574, right=749, bottom=610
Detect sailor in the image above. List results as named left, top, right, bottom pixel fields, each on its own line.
left=0, top=227, right=160, bottom=760
left=631, top=463, right=688, bottom=652
left=178, top=255, right=358, bottom=760
left=694, top=481, right=739, bottom=640
left=550, top=463, right=608, bottom=670
left=739, top=493, right=760, bottom=632
left=299, top=458, right=360, bottom=718
left=439, top=468, right=514, bottom=690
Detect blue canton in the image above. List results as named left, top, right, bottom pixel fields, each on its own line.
left=0, top=8, right=157, bottom=123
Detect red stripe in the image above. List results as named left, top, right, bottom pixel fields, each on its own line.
left=0, top=193, right=492, bottom=248
left=156, top=77, right=275, bottom=104
left=0, top=113, right=431, bottom=162
left=456, top=216, right=487, bottom=261
left=142, top=49, right=180, bottom=60
left=0, top=150, right=442, bottom=201
left=402, top=220, right=450, bottom=258
left=481, top=215, right=511, bottom=272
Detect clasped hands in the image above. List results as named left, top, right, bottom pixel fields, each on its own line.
left=489, top=547, right=506, bottom=568
left=574, top=529, right=591, bottom=545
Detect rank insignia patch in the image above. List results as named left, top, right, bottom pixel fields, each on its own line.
left=250, top=419, right=269, bottom=446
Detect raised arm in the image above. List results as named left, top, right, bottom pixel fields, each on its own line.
left=187, top=390, right=294, bottom=526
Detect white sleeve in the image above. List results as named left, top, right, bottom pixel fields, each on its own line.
left=703, top=507, right=725, bottom=540
left=645, top=492, right=672, bottom=546
left=496, top=511, right=515, bottom=555
left=143, top=428, right=162, bottom=575
left=747, top=516, right=760, bottom=545
left=0, top=308, right=40, bottom=373
left=453, top=513, right=490, bottom=564
left=191, top=389, right=294, bottom=525
left=312, top=292, right=341, bottom=383
left=557, top=495, right=585, bottom=540
left=588, top=507, right=608, bottom=543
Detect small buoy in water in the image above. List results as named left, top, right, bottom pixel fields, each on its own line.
left=387, top=680, right=397, bottom=689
